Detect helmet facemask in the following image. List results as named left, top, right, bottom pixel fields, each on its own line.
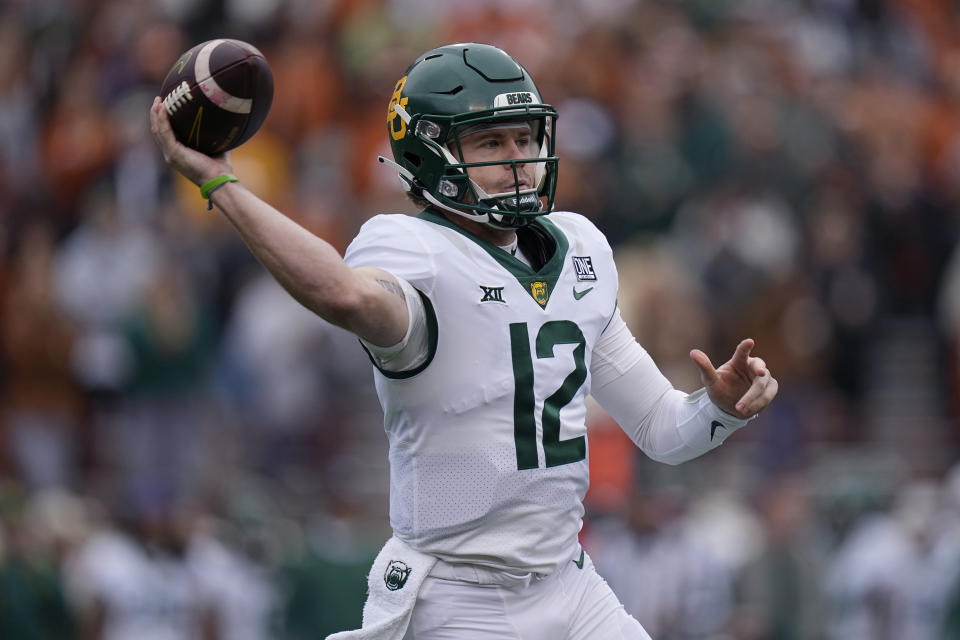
left=382, top=43, right=560, bottom=228
left=389, top=103, right=559, bottom=229
left=441, top=116, right=557, bottom=228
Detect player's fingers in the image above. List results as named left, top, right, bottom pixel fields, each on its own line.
left=736, top=371, right=777, bottom=415
left=748, top=356, right=767, bottom=378
left=689, top=349, right=719, bottom=385
left=150, top=97, right=165, bottom=127
left=150, top=98, right=175, bottom=150
left=731, top=338, right=755, bottom=369
left=746, top=376, right=779, bottom=415
left=148, top=103, right=171, bottom=164
left=149, top=97, right=161, bottom=134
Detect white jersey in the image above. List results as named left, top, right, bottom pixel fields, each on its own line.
left=344, top=210, right=618, bottom=575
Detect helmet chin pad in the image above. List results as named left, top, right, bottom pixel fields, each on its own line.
left=475, top=183, right=542, bottom=214
left=483, top=191, right=543, bottom=228
left=487, top=210, right=539, bottom=229
left=491, top=191, right=542, bottom=212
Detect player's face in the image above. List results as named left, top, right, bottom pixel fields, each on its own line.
left=453, top=122, right=538, bottom=197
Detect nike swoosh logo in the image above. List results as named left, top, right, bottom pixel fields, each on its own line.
left=572, top=548, right=584, bottom=570
left=710, top=420, right=726, bottom=441
left=572, top=286, right=594, bottom=300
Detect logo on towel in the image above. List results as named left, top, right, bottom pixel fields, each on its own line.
left=385, top=560, right=412, bottom=590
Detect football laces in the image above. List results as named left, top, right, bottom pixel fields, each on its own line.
left=162, top=80, right=194, bottom=115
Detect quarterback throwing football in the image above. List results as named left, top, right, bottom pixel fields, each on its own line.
left=150, top=43, right=778, bottom=640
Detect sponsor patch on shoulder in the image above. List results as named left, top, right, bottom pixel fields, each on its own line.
left=572, top=256, right=597, bottom=281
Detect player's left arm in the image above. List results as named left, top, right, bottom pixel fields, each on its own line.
left=589, top=310, right=778, bottom=465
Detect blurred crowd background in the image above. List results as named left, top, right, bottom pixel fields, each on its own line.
left=3, top=0, right=960, bottom=637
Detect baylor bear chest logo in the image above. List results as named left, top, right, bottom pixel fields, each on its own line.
left=530, top=281, right=550, bottom=308
left=384, top=560, right=412, bottom=590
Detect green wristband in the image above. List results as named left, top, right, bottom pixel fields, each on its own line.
left=199, top=174, right=238, bottom=209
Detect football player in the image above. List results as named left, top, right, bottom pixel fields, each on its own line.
left=150, top=43, right=778, bottom=640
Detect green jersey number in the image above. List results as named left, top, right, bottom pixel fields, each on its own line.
left=510, top=320, right=587, bottom=470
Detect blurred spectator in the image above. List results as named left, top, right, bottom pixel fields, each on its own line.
left=187, top=517, right=278, bottom=640
left=40, top=51, right=116, bottom=220
left=734, top=474, right=828, bottom=640
left=0, top=218, right=84, bottom=489
left=104, top=256, right=215, bottom=500
left=217, top=273, right=334, bottom=440
left=0, top=484, right=76, bottom=639
left=586, top=486, right=736, bottom=639
left=824, top=479, right=959, bottom=640
left=940, top=462, right=960, bottom=637
left=278, top=506, right=378, bottom=639
left=216, top=272, right=376, bottom=475
left=64, top=494, right=219, bottom=640
left=0, top=20, right=40, bottom=214
left=53, top=180, right=159, bottom=394
left=614, top=240, right=709, bottom=393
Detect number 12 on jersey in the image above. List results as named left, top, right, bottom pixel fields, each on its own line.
left=509, top=320, right=587, bottom=470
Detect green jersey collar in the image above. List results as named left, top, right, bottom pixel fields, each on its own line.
left=418, top=209, right=569, bottom=309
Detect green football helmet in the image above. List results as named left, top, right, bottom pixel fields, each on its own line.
left=380, top=43, right=558, bottom=228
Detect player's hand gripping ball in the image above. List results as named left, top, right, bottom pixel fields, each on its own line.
left=159, top=39, right=273, bottom=155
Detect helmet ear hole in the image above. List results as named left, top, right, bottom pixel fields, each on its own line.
left=403, top=152, right=422, bottom=168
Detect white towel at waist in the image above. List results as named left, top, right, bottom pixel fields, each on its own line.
left=326, top=536, right=437, bottom=640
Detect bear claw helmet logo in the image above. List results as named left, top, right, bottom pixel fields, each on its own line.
left=384, top=560, right=412, bottom=591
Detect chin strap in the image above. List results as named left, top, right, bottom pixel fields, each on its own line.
left=423, top=190, right=491, bottom=224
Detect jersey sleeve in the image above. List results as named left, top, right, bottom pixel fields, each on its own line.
left=344, top=214, right=438, bottom=294
left=344, top=214, right=439, bottom=375
left=590, top=302, right=754, bottom=465
left=359, top=276, right=431, bottom=372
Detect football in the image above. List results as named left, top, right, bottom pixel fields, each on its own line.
left=159, top=39, right=273, bottom=155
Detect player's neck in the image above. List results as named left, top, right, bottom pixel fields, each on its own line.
left=442, top=211, right=517, bottom=247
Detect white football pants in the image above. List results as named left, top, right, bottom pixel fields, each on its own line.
left=401, top=550, right=652, bottom=639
